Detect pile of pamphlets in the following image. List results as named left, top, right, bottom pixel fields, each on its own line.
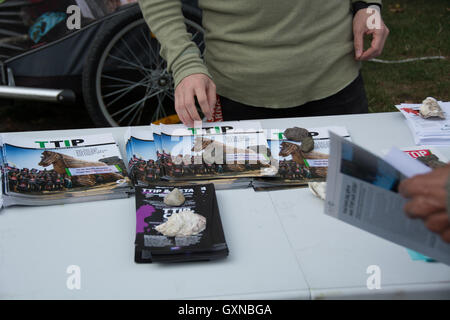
left=124, top=121, right=273, bottom=190
left=252, top=127, right=350, bottom=191
left=134, top=183, right=228, bottom=263
left=325, top=133, right=450, bottom=265
left=125, top=122, right=352, bottom=191
left=396, top=101, right=450, bottom=145
left=0, top=133, right=132, bottom=208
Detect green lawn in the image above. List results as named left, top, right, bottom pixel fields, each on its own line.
left=362, top=0, right=450, bottom=112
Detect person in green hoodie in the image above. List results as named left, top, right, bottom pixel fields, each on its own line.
left=138, top=0, right=389, bottom=126
left=400, top=165, right=450, bottom=243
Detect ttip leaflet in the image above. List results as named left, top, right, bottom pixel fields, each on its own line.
left=124, top=121, right=272, bottom=189
left=134, top=183, right=228, bottom=263
left=0, top=133, right=132, bottom=208
left=252, top=126, right=350, bottom=190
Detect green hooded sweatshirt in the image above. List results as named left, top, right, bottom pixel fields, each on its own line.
left=138, top=0, right=382, bottom=108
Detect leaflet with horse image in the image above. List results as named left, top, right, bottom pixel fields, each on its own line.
left=1, top=133, right=132, bottom=208
left=124, top=125, right=253, bottom=190
left=159, top=121, right=276, bottom=181
left=252, top=126, right=351, bottom=191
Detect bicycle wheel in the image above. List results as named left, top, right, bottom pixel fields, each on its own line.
left=82, top=4, right=204, bottom=127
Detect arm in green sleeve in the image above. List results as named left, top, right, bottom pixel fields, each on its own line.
left=138, top=0, right=212, bottom=88
left=351, top=0, right=382, bottom=14
left=352, top=0, right=382, bottom=7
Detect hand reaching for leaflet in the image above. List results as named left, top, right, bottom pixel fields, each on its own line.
left=175, top=74, right=217, bottom=127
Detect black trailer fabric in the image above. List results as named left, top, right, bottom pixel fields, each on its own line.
left=0, top=0, right=130, bottom=61
left=6, top=20, right=105, bottom=77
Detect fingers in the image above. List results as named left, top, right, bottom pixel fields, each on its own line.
left=194, top=86, right=213, bottom=121
left=174, top=74, right=216, bottom=127
left=184, top=92, right=202, bottom=126
left=353, top=9, right=389, bottom=61
left=399, top=168, right=450, bottom=199
left=441, top=229, right=450, bottom=243
left=399, top=166, right=450, bottom=242
left=206, top=82, right=217, bottom=115
left=358, top=28, right=389, bottom=61
left=425, top=212, right=450, bottom=234
left=399, top=176, right=436, bottom=198
left=425, top=212, right=450, bottom=244
left=353, top=29, right=364, bottom=60
left=175, top=91, right=190, bottom=126
left=404, top=195, right=447, bottom=219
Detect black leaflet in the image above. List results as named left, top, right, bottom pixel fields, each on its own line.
left=134, top=183, right=228, bottom=263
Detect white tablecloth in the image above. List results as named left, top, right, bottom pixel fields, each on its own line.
left=1, top=112, right=449, bottom=299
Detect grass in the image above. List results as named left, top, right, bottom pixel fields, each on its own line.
left=362, top=0, right=450, bottom=112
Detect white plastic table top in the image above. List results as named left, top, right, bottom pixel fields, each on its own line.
left=0, top=112, right=449, bottom=300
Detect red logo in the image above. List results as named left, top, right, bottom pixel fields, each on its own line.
left=404, top=149, right=432, bottom=159
left=401, top=108, right=420, bottom=116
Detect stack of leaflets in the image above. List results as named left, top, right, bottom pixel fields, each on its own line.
left=124, top=121, right=273, bottom=190
left=134, top=183, right=228, bottom=263
left=396, top=102, right=450, bottom=145
left=325, top=133, right=450, bottom=265
left=125, top=127, right=162, bottom=186
left=159, top=121, right=274, bottom=180
left=0, top=133, right=132, bottom=208
left=252, top=127, right=350, bottom=191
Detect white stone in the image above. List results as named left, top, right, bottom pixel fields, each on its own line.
left=155, top=210, right=206, bottom=237
left=163, top=188, right=185, bottom=206
left=308, top=182, right=327, bottom=200
left=419, top=97, right=445, bottom=119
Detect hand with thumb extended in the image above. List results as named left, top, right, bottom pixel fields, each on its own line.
left=353, top=7, right=389, bottom=61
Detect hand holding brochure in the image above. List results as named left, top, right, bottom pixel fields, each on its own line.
left=325, top=133, right=450, bottom=265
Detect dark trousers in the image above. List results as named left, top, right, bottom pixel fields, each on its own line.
left=219, top=73, right=368, bottom=121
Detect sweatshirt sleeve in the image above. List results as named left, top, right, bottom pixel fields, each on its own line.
left=352, top=0, right=382, bottom=6
left=138, top=0, right=212, bottom=88
left=352, top=0, right=382, bottom=13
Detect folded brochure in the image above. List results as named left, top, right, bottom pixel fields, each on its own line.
left=325, top=133, right=450, bottom=265
left=134, top=183, right=228, bottom=263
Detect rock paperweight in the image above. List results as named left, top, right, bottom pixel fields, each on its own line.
left=164, top=188, right=186, bottom=206
left=419, top=97, right=445, bottom=119
left=301, top=136, right=315, bottom=153
left=283, top=127, right=310, bottom=142
left=155, top=210, right=206, bottom=237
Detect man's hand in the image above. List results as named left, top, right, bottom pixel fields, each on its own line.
left=353, top=6, right=389, bottom=61
left=175, top=73, right=216, bottom=127
left=399, top=165, right=450, bottom=243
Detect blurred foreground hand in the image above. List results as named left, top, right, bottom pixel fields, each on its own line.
left=399, top=164, right=450, bottom=243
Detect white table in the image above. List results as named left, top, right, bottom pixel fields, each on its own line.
left=1, top=112, right=449, bottom=300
